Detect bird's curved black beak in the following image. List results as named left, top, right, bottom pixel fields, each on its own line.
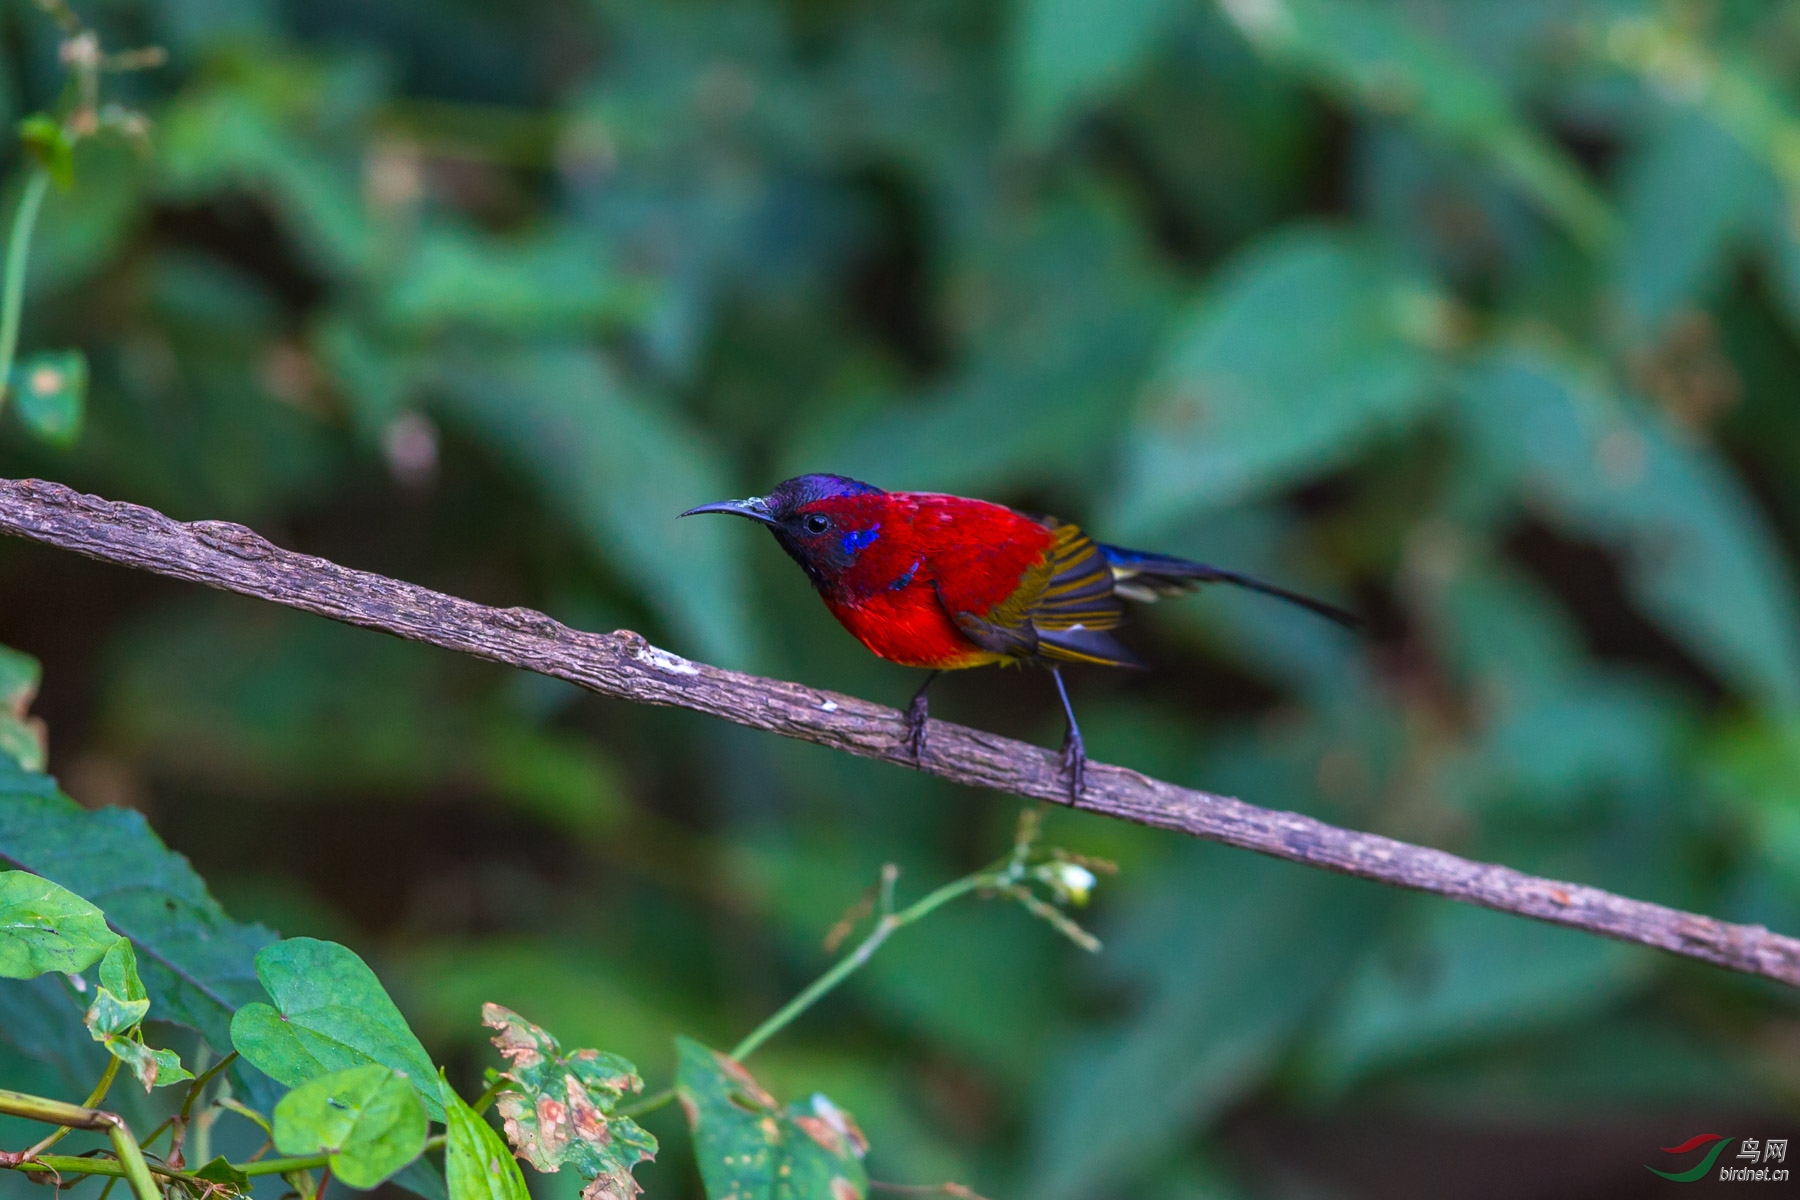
left=678, top=497, right=777, bottom=525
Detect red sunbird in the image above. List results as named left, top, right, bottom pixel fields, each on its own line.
left=682, top=474, right=1359, bottom=799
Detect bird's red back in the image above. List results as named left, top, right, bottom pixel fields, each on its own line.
left=795, top=491, right=1055, bottom=670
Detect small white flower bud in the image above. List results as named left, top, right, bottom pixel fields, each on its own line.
left=1036, top=861, right=1097, bottom=907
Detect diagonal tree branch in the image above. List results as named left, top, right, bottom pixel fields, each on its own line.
left=2, top=476, right=1797, bottom=987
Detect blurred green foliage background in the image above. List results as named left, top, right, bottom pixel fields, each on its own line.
left=5, top=0, right=1800, bottom=1194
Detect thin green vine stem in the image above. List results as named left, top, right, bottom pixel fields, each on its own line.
left=615, top=1087, right=674, bottom=1121
left=728, top=871, right=991, bottom=1063
left=6, top=1121, right=448, bottom=1192
left=470, top=1076, right=506, bottom=1117
left=237, top=1152, right=329, bottom=1178
left=9, top=1137, right=163, bottom=1200
left=140, top=1049, right=239, bottom=1156
left=0, top=166, right=49, bottom=404
left=12, top=1154, right=182, bottom=1183
left=106, top=1121, right=161, bottom=1200
left=17, top=1056, right=121, bottom=1161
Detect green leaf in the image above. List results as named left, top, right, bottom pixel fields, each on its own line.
left=29, top=139, right=144, bottom=294
left=0, top=646, right=38, bottom=715
left=158, top=78, right=375, bottom=277
left=274, top=1064, right=430, bottom=1189
left=1455, top=347, right=1800, bottom=708
left=1590, top=11, right=1800, bottom=331
left=1702, top=719, right=1800, bottom=897
left=0, top=871, right=116, bottom=979
left=11, top=349, right=88, bottom=448
left=192, top=1157, right=251, bottom=1188
left=796, top=199, right=1175, bottom=499
left=483, top=1004, right=656, bottom=1200
left=84, top=978, right=151, bottom=1037
left=99, top=1037, right=194, bottom=1091
left=675, top=1038, right=868, bottom=1200
left=382, top=227, right=646, bottom=335
left=432, top=347, right=756, bottom=668
left=1112, top=226, right=1445, bottom=534
left=0, top=719, right=45, bottom=781
left=83, top=939, right=193, bottom=1091
left=231, top=937, right=443, bottom=1120
left=1221, top=0, right=1614, bottom=250
left=442, top=1074, right=530, bottom=1200
left=1011, top=0, right=1183, bottom=137
left=1308, top=901, right=1652, bottom=1090
left=0, top=764, right=275, bottom=1055
left=18, top=115, right=73, bottom=189
left=1614, top=109, right=1770, bottom=343
left=0, top=645, right=44, bottom=773
left=98, top=937, right=147, bottom=1004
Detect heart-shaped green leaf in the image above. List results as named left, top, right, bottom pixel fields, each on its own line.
left=274, top=1064, right=430, bottom=1189
left=232, top=937, right=442, bottom=1119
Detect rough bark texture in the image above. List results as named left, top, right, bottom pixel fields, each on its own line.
left=3, top=476, right=1797, bottom=987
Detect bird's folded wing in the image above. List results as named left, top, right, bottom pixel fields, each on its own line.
left=948, top=606, right=1039, bottom=658
left=1030, top=523, right=1126, bottom=632
left=1023, top=523, right=1144, bottom=668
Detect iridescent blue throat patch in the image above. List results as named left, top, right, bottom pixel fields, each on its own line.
left=841, top=525, right=880, bottom=555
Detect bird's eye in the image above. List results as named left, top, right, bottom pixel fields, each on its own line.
left=804, top=514, right=830, bottom=534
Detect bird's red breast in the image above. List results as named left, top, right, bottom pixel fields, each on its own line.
left=802, top=492, right=1056, bottom=670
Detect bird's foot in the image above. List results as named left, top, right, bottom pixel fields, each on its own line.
left=904, top=691, right=930, bottom=764
left=1060, top=727, right=1086, bottom=801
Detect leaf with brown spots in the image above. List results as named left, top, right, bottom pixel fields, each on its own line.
left=482, top=1003, right=656, bottom=1200
left=674, top=1037, right=868, bottom=1200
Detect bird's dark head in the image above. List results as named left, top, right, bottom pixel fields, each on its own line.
left=680, top=474, right=888, bottom=591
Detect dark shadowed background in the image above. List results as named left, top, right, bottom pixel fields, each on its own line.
left=4, top=0, right=1800, bottom=1196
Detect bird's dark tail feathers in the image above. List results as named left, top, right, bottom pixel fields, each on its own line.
left=1098, top=544, right=1361, bottom=628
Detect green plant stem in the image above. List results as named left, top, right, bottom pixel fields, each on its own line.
left=20, top=1056, right=123, bottom=1160
left=0, top=1087, right=114, bottom=1129
left=107, top=1122, right=161, bottom=1200
left=180, top=1051, right=237, bottom=1122
left=81, top=1059, right=122, bottom=1110
left=619, top=867, right=992, bottom=1114
left=141, top=1050, right=238, bottom=1156
left=470, top=1077, right=505, bottom=1116
left=6, top=1128, right=446, bottom=1187
left=239, top=1133, right=443, bottom=1179
left=615, top=1088, right=674, bottom=1120
left=13, top=1155, right=177, bottom=1182
left=729, top=871, right=990, bottom=1062
left=238, top=1153, right=329, bottom=1177
left=0, top=166, right=49, bottom=404
left=5, top=1142, right=161, bottom=1200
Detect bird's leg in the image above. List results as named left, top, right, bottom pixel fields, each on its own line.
left=1050, top=666, right=1086, bottom=800
left=904, top=670, right=940, bottom=763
